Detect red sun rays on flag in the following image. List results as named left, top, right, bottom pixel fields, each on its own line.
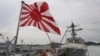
left=20, top=1, right=61, bottom=35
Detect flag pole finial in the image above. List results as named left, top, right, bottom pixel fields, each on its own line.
left=21, top=1, right=24, bottom=3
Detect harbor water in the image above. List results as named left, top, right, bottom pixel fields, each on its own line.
left=88, top=46, right=100, bottom=56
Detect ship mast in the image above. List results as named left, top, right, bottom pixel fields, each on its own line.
left=68, top=22, right=82, bottom=43
left=71, top=22, right=77, bottom=40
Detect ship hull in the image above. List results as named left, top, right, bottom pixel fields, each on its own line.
left=58, top=48, right=87, bottom=56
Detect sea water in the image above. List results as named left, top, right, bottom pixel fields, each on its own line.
left=88, top=46, right=100, bottom=56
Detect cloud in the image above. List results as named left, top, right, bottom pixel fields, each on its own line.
left=0, top=0, right=100, bottom=44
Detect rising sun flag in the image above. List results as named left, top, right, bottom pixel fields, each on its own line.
left=20, top=1, right=61, bottom=35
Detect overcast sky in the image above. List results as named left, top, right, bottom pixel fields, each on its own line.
left=0, top=0, right=100, bottom=44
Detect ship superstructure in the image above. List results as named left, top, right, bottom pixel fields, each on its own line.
left=58, top=22, right=88, bottom=56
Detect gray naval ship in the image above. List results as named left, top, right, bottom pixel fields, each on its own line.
left=57, top=22, right=88, bottom=56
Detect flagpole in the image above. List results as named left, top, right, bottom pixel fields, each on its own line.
left=13, top=1, right=24, bottom=56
